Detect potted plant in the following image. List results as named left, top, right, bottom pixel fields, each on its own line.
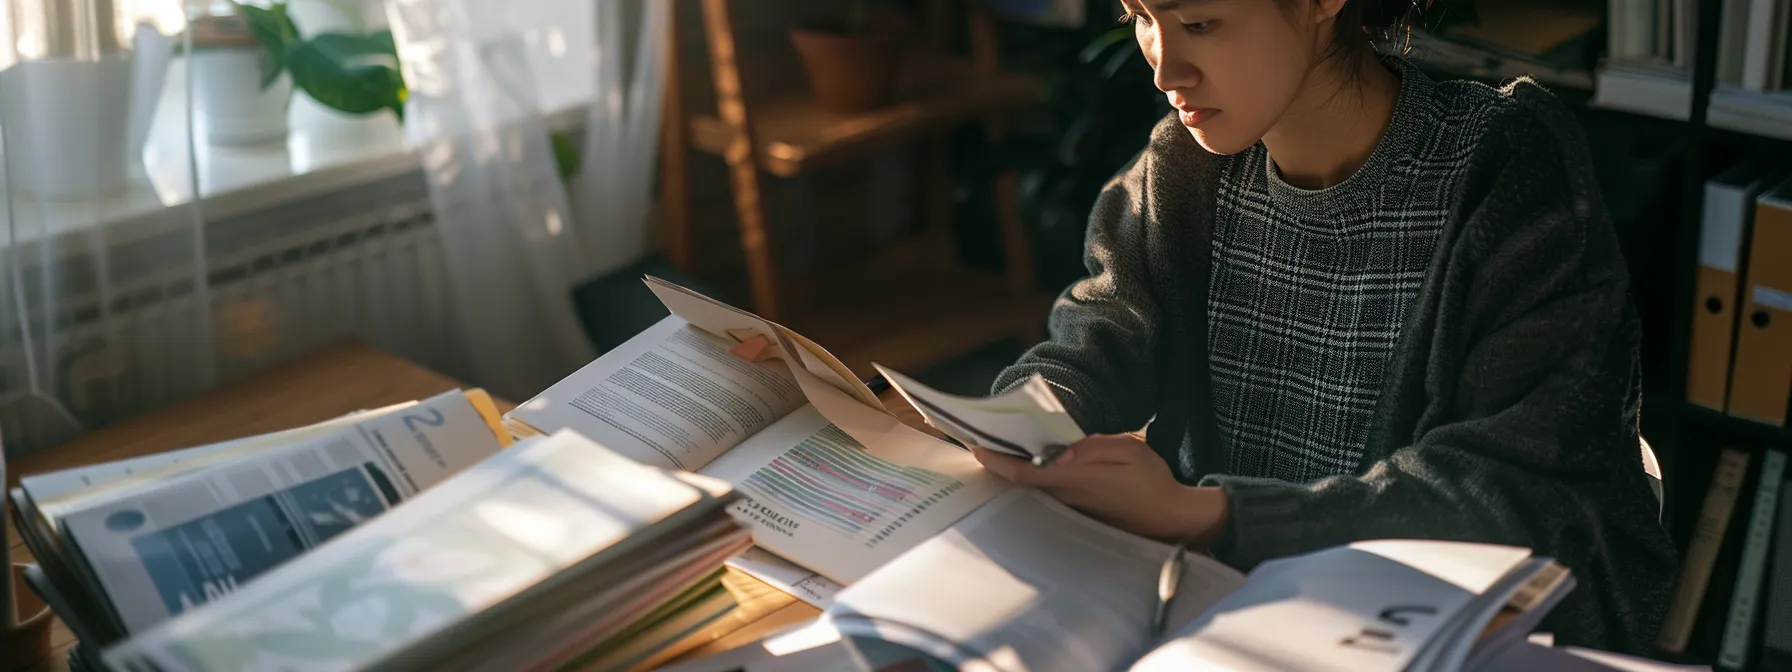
left=237, top=1, right=408, bottom=123
left=788, top=0, right=908, bottom=114
left=189, top=3, right=295, bottom=146
left=238, top=2, right=592, bottom=180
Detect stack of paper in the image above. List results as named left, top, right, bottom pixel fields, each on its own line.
left=7, top=389, right=513, bottom=650
left=100, top=429, right=751, bottom=672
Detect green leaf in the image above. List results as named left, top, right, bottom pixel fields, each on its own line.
left=308, top=30, right=399, bottom=61
left=551, top=131, right=581, bottom=180
left=286, top=32, right=408, bottom=119
left=369, top=29, right=396, bottom=57
left=237, top=2, right=300, bottom=90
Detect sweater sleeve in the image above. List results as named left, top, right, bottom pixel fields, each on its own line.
left=1200, top=99, right=1675, bottom=653
left=990, top=153, right=1164, bottom=434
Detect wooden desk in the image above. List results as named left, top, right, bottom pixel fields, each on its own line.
left=4, top=342, right=931, bottom=671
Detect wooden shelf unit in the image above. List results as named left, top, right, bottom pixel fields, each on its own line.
left=1681, top=403, right=1792, bottom=447
left=686, top=53, right=1044, bottom=179
left=779, top=235, right=1056, bottom=381
left=660, top=0, right=1054, bottom=379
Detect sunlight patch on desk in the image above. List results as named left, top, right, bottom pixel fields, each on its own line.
left=763, top=617, right=847, bottom=657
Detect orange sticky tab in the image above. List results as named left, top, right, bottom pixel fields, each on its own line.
left=731, top=333, right=774, bottom=362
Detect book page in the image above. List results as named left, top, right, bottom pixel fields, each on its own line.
left=643, top=276, right=883, bottom=412
left=15, top=399, right=437, bottom=645
left=726, top=546, right=845, bottom=608
left=1129, top=540, right=1533, bottom=672
left=1452, top=561, right=1576, bottom=672
left=875, top=367, right=1085, bottom=462
left=104, top=430, right=727, bottom=672
left=643, top=276, right=919, bottom=458
left=60, top=390, right=505, bottom=635
left=9, top=487, right=124, bottom=643
left=507, top=315, right=807, bottom=472
left=827, top=489, right=1245, bottom=672
left=698, top=400, right=1008, bottom=585
left=25, top=401, right=419, bottom=514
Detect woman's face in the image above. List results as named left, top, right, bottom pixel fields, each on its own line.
left=1124, top=0, right=1332, bottom=155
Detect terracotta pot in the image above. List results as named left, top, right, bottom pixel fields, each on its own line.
left=789, top=22, right=903, bottom=114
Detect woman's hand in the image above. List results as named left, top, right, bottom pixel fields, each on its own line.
left=969, top=434, right=1229, bottom=545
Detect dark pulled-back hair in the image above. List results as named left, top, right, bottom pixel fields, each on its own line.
left=1280, top=0, right=1433, bottom=74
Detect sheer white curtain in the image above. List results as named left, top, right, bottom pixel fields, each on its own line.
left=0, top=0, right=202, bottom=457
left=0, top=0, right=669, bottom=455
left=387, top=0, right=667, bottom=402
left=573, top=0, right=669, bottom=279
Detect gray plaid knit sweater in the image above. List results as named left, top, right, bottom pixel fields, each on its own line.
left=1207, top=69, right=1446, bottom=483
left=993, top=57, right=1677, bottom=655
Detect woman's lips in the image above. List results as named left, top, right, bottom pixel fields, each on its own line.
left=1178, top=107, right=1220, bottom=127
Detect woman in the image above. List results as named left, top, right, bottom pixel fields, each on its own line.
left=971, top=0, right=1678, bottom=655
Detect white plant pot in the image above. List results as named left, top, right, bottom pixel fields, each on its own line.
left=0, top=56, right=138, bottom=200
left=192, top=49, right=293, bottom=146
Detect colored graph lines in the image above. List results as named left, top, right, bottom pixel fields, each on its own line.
left=740, top=424, right=950, bottom=536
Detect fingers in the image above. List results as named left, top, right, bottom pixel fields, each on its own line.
left=971, top=445, right=1102, bottom=489
left=970, top=445, right=1036, bottom=483
left=1065, top=434, right=1150, bottom=465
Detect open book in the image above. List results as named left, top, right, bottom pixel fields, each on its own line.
left=665, top=489, right=1580, bottom=672
left=7, top=388, right=513, bottom=646
left=502, top=277, right=1015, bottom=587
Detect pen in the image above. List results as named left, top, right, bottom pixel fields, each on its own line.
left=1033, top=444, right=1069, bottom=469
left=1153, top=538, right=1193, bottom=641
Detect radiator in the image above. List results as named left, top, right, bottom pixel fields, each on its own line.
left=0, top=171, right=468, bottom=458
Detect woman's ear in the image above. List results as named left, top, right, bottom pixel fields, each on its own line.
left=1313, top=0, right=1349, bottom=23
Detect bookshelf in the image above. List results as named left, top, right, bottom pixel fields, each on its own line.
left=1607, top=0, right=1792, bottom=668
left=1682, top=405, right=1792, bottom=447
left=1411, top=0, right=1792, bottom=666
left=659, top=0, right=1056, bottom=381
left=1591, top=0, right=1699, bottom=121
left=1707, top=89, right=1792, bottom=143
left=1655, top=9, right=1792, bottom=446
left=1593, top=65, right=1695, bottom=120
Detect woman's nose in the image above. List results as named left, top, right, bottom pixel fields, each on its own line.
left=1150, top=37, right=1200, bottom=93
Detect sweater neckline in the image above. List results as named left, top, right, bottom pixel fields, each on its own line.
left=1261, top=55, right=1433, bottom=221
